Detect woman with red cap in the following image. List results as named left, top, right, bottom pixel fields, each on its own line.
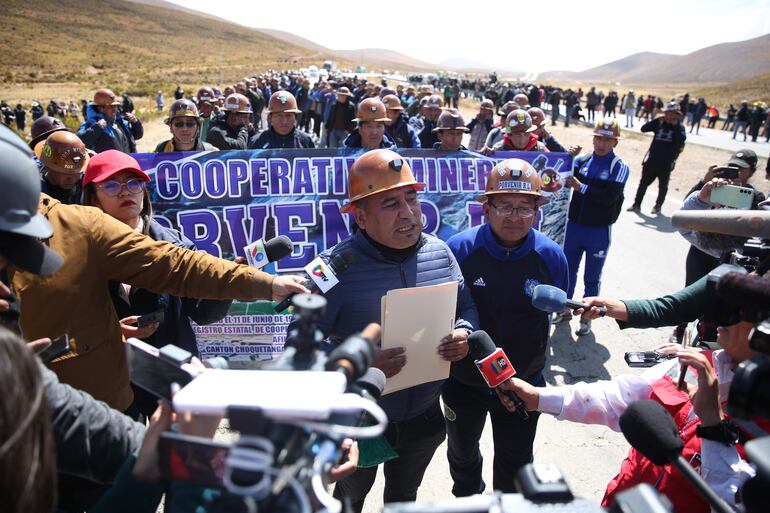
left=82, top=150, right=232, bottom=418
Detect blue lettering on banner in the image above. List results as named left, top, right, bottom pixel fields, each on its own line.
left=133, top=149, right=573, bottom=359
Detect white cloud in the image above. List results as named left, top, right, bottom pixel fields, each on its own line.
left=162, top=0, right=770, bottom=73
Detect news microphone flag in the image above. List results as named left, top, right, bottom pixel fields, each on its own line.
left=304, top=256, right=340, bottom=293
left=474, top=347, right=516, bottom=388
left=244, top=239, right=268, bottom=268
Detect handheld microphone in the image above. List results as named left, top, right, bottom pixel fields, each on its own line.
left=243, top=235, right=293, bottom=269
left=467, top=330, right=529, bottom=420
left=671, top=209, right=770, bottom=239
left=274, top=250, right=355, bottom=312
left=325, top=323, right=380, bottom=384
left=532, top=284, right=606, bottom=316
left=619, top=400, right=735, bottom=513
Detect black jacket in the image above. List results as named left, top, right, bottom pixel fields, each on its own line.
left=206, top=117, right=250, bottom=150
left=325, top=101, right=356, bottom=133
left=641, top=118, right=686, bottom=164
left=40, top=175, right=82, bottom=205
left=418, top=118, right=439, bottom=148
left=248, top=127, right=316, bottom=149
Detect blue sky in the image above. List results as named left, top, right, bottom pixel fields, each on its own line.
left=163, top=0, right=770, bottom=73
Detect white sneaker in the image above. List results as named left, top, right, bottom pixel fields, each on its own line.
left=552, top=309, right=572, bottom=323
left=576, top=319, right=592, bottom=336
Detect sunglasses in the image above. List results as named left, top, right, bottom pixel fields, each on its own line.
left=95, top=179, right=146, bottom=197
left=173, top=121, right=197, bottom=128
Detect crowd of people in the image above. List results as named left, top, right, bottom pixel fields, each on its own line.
left=1, top=64, right=769, bottom=513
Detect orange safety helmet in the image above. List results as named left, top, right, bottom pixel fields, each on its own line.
left=477, top=158, right=547, bottom=205
left=165, top=99, right=200, bottom=125
left=382, top=94, right=404, bottom=111
left=354, top=98, right=390, bottom=123
left=497, top=100, right=518, bottom=117
left=513, top=93, right=530, bottom=107
left=425, top=94, right=443, bottom=109
left=39, top=131, right=89, bottom=175
left=224, top=93, right=252, bottom=114
left=91, top=88, right=121, bottom=107
left=197, top=87, right=215, bottom=104
left=340, top=149, right=425, bottom=213
left=432, top=108, right=469, bottom=132
left=266, top=91, right=302, bottom=114
left=593, top=117, right=621, bottom=139
left=505, top=109, right=537, bottom=134
left=527, top=107, right=547, bottom=128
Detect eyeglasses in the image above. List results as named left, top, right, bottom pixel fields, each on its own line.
left=488, top=201, right=535, bottom=219
left=173, top=121, right=197, bottom=128
left=95, top=179, right=146, bottom=196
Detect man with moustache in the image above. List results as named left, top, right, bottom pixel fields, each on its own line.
left=303, top=149, right=478, bottom=512
left=444, top=159, right=568, bottom=496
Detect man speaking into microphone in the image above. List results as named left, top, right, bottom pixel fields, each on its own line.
left=291, top=149, right=478, bottom=513
left=444, top=158, right=568, bottom=496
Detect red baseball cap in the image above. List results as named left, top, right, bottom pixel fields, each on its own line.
left=83, top=149, right=150, bottom=186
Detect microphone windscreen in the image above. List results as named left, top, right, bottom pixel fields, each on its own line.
left=329, top=250, right=355, bottom=274
left=716, top=272, right=770, bottom=312
left=531, top=284, right=567, bottom=313
left=619, top=400, right=683, bottom=466
left=356, top=368, right=386, bottom=399
left=671, top=209, right=770, bottom=239
left=264, top=235, right=293, bottom=262
left=467, top=330, right=496, bottom=360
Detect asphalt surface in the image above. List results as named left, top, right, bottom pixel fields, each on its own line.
left=359, top=184, right=691, bottom=512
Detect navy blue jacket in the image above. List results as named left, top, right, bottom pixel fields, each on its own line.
left=108, top=218, right=232, bottom=356
left=385, top=112, right=421, bottom=148
left=343, top=128, right=397, bottom=149
left=569, top=151, right=630, bottom=227
left=248, top=127, right=315, bottom=149
left=309, top=230, right=479, bottom=422
left=447, top=224, right=568, bottom=384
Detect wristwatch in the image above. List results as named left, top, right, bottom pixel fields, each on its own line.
left=696, top=420, right=739, bottom=446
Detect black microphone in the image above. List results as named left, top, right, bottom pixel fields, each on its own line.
left=531, top=284, right=606, bottom=316
left=467, top=330, right=529, bottom=420
left=325, top=323, right=379, bottom=384
left=274, top=250, right=355, bottom=312
left=619, top=400, right=735, bottom=513
left=244, top=235, right=293, bottom=269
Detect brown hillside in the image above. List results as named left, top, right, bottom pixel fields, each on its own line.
left=0, top=0, right=344, bottom=89
left=540, top=33, right=770, bottom=84
left=692, top=71, right=770, bottom=109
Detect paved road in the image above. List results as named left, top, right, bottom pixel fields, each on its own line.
left=359, top=187, right=691, bottom=512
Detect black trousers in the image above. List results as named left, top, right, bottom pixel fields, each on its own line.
left=685, top=245, right=719, bottom=286
left=633, top=159, right=675, bottom=208
left=332, top=399, right=446, bottom=513
left=443, top=377, right=541, bottom=496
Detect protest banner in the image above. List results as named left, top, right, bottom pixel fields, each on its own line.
left=133, top=148, right=572, bottom=362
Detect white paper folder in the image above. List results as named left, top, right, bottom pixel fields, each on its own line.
left=380, top=281, right=458, bottom=395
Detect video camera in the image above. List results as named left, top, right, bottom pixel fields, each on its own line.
left=127, top=293, right=386, bottom=513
